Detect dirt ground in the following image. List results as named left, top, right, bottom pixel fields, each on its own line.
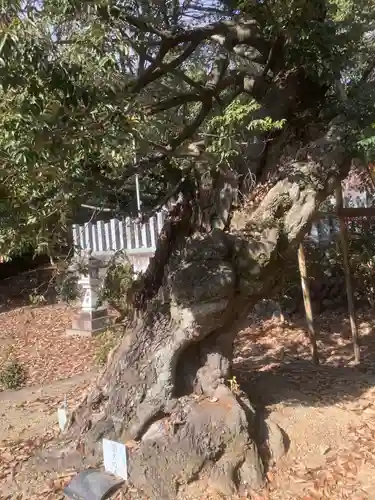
left=2, top=305, right=375, bottom=499
left=233, top=311, right=375, bottom=500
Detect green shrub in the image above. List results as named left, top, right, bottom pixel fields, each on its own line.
left=56, top=269, right=80, bottom=304
left=0, top=360, right=27, bottom=390
left=94, top=328, right=122, bottom=367
left=29, top=291, right=47, bottom=306
left=99, top=251, right=136, bottom=318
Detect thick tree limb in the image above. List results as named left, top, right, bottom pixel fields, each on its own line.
left=238, top=116, right=352, bottom=244
left=168, top=20, right=270, bottom=56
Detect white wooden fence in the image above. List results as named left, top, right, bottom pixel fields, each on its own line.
left=72, top=212, right=165, bottom=254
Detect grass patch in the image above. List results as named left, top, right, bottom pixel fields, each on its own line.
left=0, top=359, right=27, bottom=390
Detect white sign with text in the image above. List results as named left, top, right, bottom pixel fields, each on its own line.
left=103, top=439, right=128, bottom=481
left=57, top=407, right=68, bottom=431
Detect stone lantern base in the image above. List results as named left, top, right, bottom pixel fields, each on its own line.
left=66, top=307, right=110, bottom=337
left=66, top=253, right=112, bottom=337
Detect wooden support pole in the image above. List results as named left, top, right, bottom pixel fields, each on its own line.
left=367, top=164, right=375, bottom=192
left=298, top=243, right=319, bottom=365
left=335, top=184, right=361, bottom=363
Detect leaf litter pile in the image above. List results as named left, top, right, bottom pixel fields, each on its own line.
left=0, top=303, right=97, bottom=498
left=3, top=307, right=375, bottom=498
left=0, top=304, right=96, bottom=387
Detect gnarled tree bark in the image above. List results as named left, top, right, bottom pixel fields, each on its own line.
left=65, top=116, right=352, bottom=499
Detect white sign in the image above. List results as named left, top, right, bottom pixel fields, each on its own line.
left=57, top=407, right=68, bottom=431
left=103, top=439, right=128, bottom=481
left=82, top=288, right=94, bottom=309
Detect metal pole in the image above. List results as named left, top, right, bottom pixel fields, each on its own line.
left=135, top=174, right=141, bottom=214
left=133, top=137, right=141, bottom=215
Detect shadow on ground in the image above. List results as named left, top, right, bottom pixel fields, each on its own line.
left=233, top=308, right=375, bottom=409
left=0, top=265, right=59, bottom=313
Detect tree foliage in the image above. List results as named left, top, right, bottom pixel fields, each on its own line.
left=0, top=0, right=374, bottom=257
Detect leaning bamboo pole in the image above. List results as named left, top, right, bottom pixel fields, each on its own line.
left=335, top=184, right=360, bottom=363
left=298, top=243, right=319, bottom=365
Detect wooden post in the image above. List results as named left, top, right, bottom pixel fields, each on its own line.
left=367, top=164, right=375, bottom=191
left=335, top=184, right=361, bottom=363
left=298, top=243, right=319, bottom=365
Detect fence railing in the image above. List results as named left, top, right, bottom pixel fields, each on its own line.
left=309, top=190, right=372, bottom=244
left=72, top=212, right=165, bottom=254
left=72, top=190, right=374, bottom=254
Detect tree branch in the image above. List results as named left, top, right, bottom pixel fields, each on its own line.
left=146, top=92, right=201, bottom=114
left=81, top=204, right=116, bottom=213
left=121, top=55, right=231, bottom=182
left=131, top=42, right=200, bottom=94
left=358, top=59, right=375, bottom=85
left=138, top=177, right=187, bottom=223
left=123, top=35, right=205, bottom=92
left=119, top=102, right=211, bottom=184
left=115, top=10, right=270, bottom=59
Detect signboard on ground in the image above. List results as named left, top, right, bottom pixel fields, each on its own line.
left=57, top=407, right=68, bottom=431
left=102, top=439, right=128, bottom=481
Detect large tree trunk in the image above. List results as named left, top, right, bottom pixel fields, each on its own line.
left=66, top=116, right=351, bottom=498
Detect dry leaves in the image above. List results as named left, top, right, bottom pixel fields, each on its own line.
left=233, top=309, right=375, bottom=499
left=0, top=304, right=96, bottom=387
left=0, top=431, right=55, bottom=490
left=0, top=378, right=94, bottom=499
left=0, top=302, right=97, bottom=499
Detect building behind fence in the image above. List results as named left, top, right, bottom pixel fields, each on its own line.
left=308, top=190, right=372, bottom=244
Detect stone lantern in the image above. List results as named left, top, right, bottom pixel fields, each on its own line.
left=66, top=253, right=111, bottom=337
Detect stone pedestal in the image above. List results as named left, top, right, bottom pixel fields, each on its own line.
left=67, top=308, right=110, bottom=337
left=66, top=257, right=111, bottom=337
